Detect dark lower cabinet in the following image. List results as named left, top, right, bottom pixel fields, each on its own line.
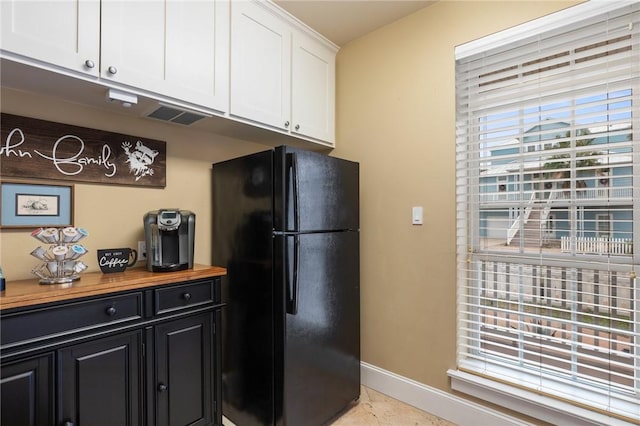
left=0, top=353, right=55, bottom=426
left=154, top=312, right=213, bottom=426
left=1, top=277, right=223, bottom=426
left=59, top=330, right=143, bottom=426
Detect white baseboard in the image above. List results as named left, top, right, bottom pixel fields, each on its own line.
left=360, top=362, right=534, bottom=426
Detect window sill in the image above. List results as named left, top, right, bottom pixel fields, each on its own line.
left=448, top=368, right=637, bottom=426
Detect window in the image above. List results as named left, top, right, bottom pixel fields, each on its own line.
left=453, top=2, right=639, bottom=423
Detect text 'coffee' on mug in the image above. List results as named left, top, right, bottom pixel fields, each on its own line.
left=97, top=248, right=138, bottom=273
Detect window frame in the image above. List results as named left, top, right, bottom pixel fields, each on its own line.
left=451, top=1, right=640, bottom=423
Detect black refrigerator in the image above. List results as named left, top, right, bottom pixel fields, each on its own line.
left=212, top=146, right=360, bottom=426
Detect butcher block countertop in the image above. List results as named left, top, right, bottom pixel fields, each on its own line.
left=0, top=264, right=227, bottom=311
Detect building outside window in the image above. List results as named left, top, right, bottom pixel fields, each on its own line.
left=452, top=2, right=640, bottom=423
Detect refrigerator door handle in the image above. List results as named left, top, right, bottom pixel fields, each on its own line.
left=286, top=235, right=300, bottom=315
left=286, top=152, right=300, bottom=232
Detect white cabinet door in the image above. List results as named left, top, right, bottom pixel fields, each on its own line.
left=230, top=0, right=291, bottom=130
left=163, top=0, right=229, bottom=112
left=0, top=0, right=100, bottom=76
left=100, top=1, right=166, bottom=93
left=291, top=31, right=335, bottom=144
left=101, top=0, right=229, bottom=111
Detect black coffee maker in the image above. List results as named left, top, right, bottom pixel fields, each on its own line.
left=143, top=209, right=195, bottom=272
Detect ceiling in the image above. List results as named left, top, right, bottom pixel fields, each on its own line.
left=273, top=0, right=436, bottom=46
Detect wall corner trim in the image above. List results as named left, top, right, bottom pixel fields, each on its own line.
left=360, top=362, right=533, bottom=426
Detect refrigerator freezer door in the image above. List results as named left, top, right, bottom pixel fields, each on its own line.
left=274, top=146, right=359, bottom=233
left=277, top=231, right=360, bottom=426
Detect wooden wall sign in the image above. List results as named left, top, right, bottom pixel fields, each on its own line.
left=0, top=113, right=166, bottom=187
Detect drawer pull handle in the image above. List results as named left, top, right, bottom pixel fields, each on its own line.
left=106, top=306, right=117, bottom=316
left=182, top=293, right=192, bottom=301
left=158, top=383, right=168, bottom=392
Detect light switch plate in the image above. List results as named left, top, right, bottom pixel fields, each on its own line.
left=412, top=206, right=423, bottom=225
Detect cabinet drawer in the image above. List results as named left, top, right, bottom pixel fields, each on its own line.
left=1, top=293, right=143, bottom=348
left=154, top=280, right=214, bottom=315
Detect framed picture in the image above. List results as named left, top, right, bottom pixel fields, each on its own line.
left=0, top=181, right=74, bottom=228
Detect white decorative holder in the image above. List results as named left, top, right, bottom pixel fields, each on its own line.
left=30, top=227, right=89, bottom=285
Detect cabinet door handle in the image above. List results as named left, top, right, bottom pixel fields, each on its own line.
left=106, top=306, right=117, bottom=316
left=84, top=59, right=95, bottom=69
left=284, top=121, right=290, bottom=128
left=295, top=124, right=300, bottom=131
left=158, top=383, right=168, bottom=392
left=107, top=66, right=118, bottom=75
left=182, top=292, right=192, bottom=301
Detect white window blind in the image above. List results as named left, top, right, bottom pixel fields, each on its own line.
left=455, top=2, right=640, bottom=423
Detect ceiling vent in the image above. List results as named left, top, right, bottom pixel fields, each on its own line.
left=147, top=105, right=207, bottom=125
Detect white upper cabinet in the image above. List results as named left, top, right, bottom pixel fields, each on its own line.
left=0, top=0, right=100, bottom=76
left=230, top=1, right=291, bottom=130
left=1, top=0, right=334, bottom=147
left=101, top=0, right=229, bottom=112
left=164, top=0, right=229, bottom=112
left=100, top=1, right=166, bottom=92
left=230, top=0, right=337, bottom=145
left=291, top=31, right=335, bottom=144
left=1, top=0, right=229, bottom=112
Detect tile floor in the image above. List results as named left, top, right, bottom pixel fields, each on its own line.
left=329, top=386, right=456, bottom=426
left=223, top=385, right=457, bottom=426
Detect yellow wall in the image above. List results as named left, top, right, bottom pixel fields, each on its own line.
left=0, top=88, right=266, bottom=280
left=1, top=0, right=581, bottom=419
left=330, top=0, right=580, bottom=398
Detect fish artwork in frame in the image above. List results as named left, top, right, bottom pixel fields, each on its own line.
left=0, top=180, right=74, bottom=229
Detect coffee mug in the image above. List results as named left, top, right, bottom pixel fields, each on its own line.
left=97, top=248, right=138, bottom=273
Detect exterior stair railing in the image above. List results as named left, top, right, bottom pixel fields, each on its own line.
left=539, top=191, right=556, bottom=244
left=506, top=192, right=536, bottom=246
